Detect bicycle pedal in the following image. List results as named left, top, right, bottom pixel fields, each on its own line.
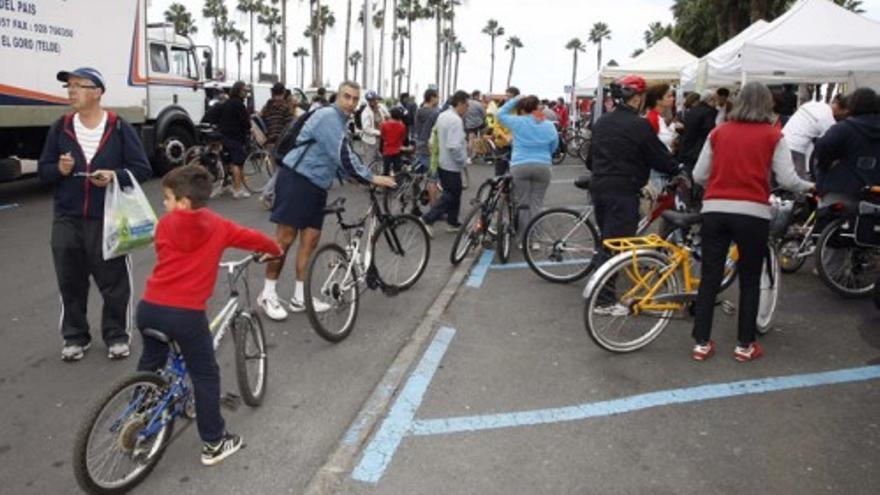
left=719, top=300, right=736, bottom=315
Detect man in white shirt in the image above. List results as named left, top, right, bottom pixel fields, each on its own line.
left=782, top=95, right=847, bottom=179
left=359, top=90, right=388, bottom=163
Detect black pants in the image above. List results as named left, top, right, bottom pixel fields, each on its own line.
left=136, top=300, right=224, bottom=443
left=590, top=191, right=640, bottom=269
left=423, top=169, right=462, bottom=226
left=494, top=146, right=511, bottom=177
left=51, top=216, right=131, bottom=347
left=383, top=154, right=403, bottom=176
left=692, top=213, right=769, bottom=346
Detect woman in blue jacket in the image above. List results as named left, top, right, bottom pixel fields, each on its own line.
left=498, top=95, right=559, bottom=244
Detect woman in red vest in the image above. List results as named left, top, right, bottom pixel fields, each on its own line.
left=690, top=82, right=814, bottom=363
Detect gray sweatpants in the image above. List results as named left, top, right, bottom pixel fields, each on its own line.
left=511, top=164, right=551, bottom=243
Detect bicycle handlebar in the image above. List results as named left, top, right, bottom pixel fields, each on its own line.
left=218, top=252, right=278, bottom=270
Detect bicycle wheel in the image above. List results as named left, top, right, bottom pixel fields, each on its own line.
left=495, top=199, right=512, bottom=263
left=523, top=208, right=599, bottom=283
left=577, top=138, right=591, bottom=164
left=372, top=214, right=431, bottom=291
left=368, top=158, right=384, bottom=176
left=567, top=135, right=586, bottom=159
left=305, top=243, right=360, bottom=342
left=242, top=149, right=274, bottom=193
left=233, top=312, right=267, bottom=406
left=777, top=235, right=807, bottom=274
left=583, top=250, right=677, bottom=353
left=450, top=205, right=484, bottom=265
left=73, top=372, right=174, bottom=495
left=816, top=218, right=880, bottom=297
left=756, top=247, right=780, bottom=335
left=383, top=175, right=416, bottom=215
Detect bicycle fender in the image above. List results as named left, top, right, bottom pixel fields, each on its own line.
left=582, top=249, right=671, bottom=299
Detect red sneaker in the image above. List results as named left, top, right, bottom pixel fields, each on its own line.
left=692, top=341, right=715, bottom=361
left=734, top=342, right=764, bottom=362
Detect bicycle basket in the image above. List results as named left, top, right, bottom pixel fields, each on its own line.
left=769, top=195, right=795, bottom=239
left=854, top=201, right=880, bottom=247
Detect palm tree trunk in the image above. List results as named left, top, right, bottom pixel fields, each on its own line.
left=344, top=0, right=352, bottom=80
left=454, top=49, right=460, bottom=90
left=223, top=39, right=228, bottom=78
left=489, top=37, right=496, bottom=94
left=441, top=36, right=449, bottom=97
left=406, top=16, right=413, bottom=94
left=311, top=1, right=321, bottom=87
left=377, top=0, right=387, bottom=94
left=249, top=12, right=255, bottom=83
left=390, top=0, right=398, bottom=97
left=507, top=48, right=515, bottom=89
left=596, top=42, right=602, bottom=71
left=281, top=0, right=287, bottom=84
left=435, top=9, right=441, bottom=87
left=238, top=49, right=243, bottom=81
left=571, top=50, right=577, bottom=107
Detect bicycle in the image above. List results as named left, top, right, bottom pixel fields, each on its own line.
left=814, top=185, right=880, bottom=298
left=304, top=186, right=431, bottom=342
left=383, top=161, right=432, bottom=217
left=771, top=190, right=818, bottom=274
left=581, top=212, right=778, bottom=353
left=73, top=253, right=270, bottom=494
left=183, top=121, right=274, bottom=196
left=449, top=174, right=521, bottom=265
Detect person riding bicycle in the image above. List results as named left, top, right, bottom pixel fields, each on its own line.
left=257, top=81, right=397, bottom=321
left=137, top=165, right=282, bottom=465
left=586, top=75, right=679, bottom=280
left=216, top=81, right=252, bottom=198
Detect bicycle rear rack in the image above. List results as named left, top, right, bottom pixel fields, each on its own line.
left=603, top=234, right=672, bottom=252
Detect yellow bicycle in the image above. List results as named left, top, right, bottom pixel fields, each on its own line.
left=582, top=211, right=779, bottom=353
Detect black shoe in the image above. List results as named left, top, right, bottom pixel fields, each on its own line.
left=201, top=432, right=244, bottom=466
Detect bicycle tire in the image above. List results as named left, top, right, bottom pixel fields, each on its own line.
left=73, top=372, right=174, bottom=495
left=756, top=247, right=780, bottom=335
left=777, top=235, right=807, bottom=274
left=816, top=218, right=878, bottom=298
left=305, top=243, right=360, bottom=342
left=583, top=250, right=677, bottom=353
left=495, top=198, right=512, bottom=263
left=567, top=136, right=586, bottom=158
left=242, top=149, right=274, bottom=193
left=233, top=312, right=267, bottom=406
left=383, top=174, right=417, bottom=216
left=184, top=145, right=225, bottom=191
left=372, top=214, right=431, bottom=290
left=450, top=205, right=484, bottom=265
left=523, top=208, right=599, bottom=283
left=720, top=244, right=739, bottom=292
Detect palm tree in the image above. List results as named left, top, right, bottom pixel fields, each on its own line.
left=343, top=0, right=353, bottom=80
left=318, top=5, right=336, bottom=87
left=644, top=21, right=672, bottom=47
left=390, top=0, right=400, bottom=96
left=440, top=28, right=454, bottom=97
left=254, top=51, right=267, bottom=78
left=588, top=21, right=611, bottom=71
left=220, top=17, right=237, bottom=77
left=565, top=38, right=585, bottom=122
left=237, top=0, right=263, bottom=83
left=425, top=0, right=445, bottom=89
left=203, top=0, right=227, bottom=71
left=164, top=3, right=198, bottom=36
left=376, top=0, right=388, bottom=94
left=279, top=0, right=288, bottom=83
left=504, top=36, right=522, bottom=90
left=231, top=28, right=249, bottom=80
left=481, top=19, right=504, bottom=94
left=394, top=26, right=409, bottom=96
left=349, top=50, right=362, bottom=81
left=399, top=0, right=423, bottom=94
left=293, top=46, right=309, bottom=88
left=453, top=40, right=465, bottom=91
left=259, top=4, right=282, bottom=77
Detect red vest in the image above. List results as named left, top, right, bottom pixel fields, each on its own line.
left=704, top=122, right=782, bottom=205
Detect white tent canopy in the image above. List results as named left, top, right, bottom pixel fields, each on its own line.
left=717, top=0, right=880, bottom=86
left=601, top=37, right=697, bottom=82
left=680, top=20, right=770, bottom=91
left=574, top=70, right=600, bottom=96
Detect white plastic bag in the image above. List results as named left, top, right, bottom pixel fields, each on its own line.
left=102, top=170, right=158, bottom=260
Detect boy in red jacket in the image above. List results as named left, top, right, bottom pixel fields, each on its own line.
left=381, top=106, right=409, bottom=176
left=136, top=165, right=282, bottom=466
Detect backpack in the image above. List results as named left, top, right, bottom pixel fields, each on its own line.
left=353, top=104, right=366, bottom=131
left=273, top=109, right=318, bottom=169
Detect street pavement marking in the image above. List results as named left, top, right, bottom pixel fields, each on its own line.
left=407, top=365, right=880, bottom=436
left=489, top=258, right=592, bottom=271
left=0, top=203, right=20, bottom=210
left=351, top=326, right=457, bottom=484
left=465, top=250, right=495, bottom=288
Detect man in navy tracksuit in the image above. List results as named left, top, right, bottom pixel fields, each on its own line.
left=37, top=67, right=152, bottom=362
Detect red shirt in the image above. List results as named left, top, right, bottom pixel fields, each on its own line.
left=704, top=122, right=782, bottom=206
left=645, top=109, right=662, bottom=134
left=143, top=208, right=282, bottom=310
left=381, top=119, right=407, bottom=156
left=555, top=105, right=570, bottom=130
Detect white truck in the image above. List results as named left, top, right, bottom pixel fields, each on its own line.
left=0, top=0, right=214, bottom=181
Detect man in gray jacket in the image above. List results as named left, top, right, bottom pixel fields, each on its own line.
left=421, top=90, right=470, bottom=234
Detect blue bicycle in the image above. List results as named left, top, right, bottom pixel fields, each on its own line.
left=73, top=253, right=269, bottom=494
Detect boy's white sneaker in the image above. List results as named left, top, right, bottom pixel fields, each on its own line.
left=257, top=293, right=288, bottom=321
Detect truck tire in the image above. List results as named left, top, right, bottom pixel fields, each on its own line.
left=153, top=125, right=194, bottom=176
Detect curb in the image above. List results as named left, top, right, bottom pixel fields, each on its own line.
left=303, top=248, right=483, bottom=495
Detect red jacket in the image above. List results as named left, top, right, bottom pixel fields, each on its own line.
left=704, top=122, right=782, bottom=206
left=381, top=120, right=407, bottom=156
left=555, top=105, right=570, bottom=130
left=645, top=109, right=662, bottom=134
left=143, top=208, right=282, bottom=310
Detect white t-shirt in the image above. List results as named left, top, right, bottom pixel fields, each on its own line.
left=782, top=101, right=836, bottom=154
left=74, top=111, right=107, bottom=164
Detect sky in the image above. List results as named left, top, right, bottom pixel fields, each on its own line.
left=147, top=0, right=880, bottom=99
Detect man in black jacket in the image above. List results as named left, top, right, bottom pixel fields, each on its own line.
left=38, top=67, right=152, bottom=361
left=216, top=81, right=251, bottom=198
left=586, top=75, right=678, bottom=299
left=679, top=90, right=718, bottom=171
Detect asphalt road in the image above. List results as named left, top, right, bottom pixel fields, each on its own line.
left=1, top=158, right=878, bottom=495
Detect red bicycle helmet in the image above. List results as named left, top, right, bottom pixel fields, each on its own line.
left=613, top=75, right=647, bottom=100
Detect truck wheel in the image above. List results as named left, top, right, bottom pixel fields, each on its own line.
left=153, top=125, right=194, bottom=176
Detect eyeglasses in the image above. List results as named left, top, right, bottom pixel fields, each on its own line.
left=63, top=83, right=99, bottom=90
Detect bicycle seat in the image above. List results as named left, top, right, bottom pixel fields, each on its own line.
left=142, top=328, right=173, bottom=344
left=322, top=197, right=346, bottom=216
left=574, top=175, right=592, bottom=190
left=661, top=210, right=702, bottom=229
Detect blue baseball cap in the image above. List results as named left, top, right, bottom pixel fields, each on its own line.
left=57, top=67, right=106, bottom=93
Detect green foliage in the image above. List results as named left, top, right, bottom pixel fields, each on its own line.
left=164, top=3, right=198, bottom=36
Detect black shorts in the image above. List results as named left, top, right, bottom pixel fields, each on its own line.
left=270, top=167, right=328, bottom=230
left=222, top=138, right=247, bottom=165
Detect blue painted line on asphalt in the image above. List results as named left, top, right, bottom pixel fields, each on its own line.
left=341, top=382, right=398, bottom=446
left=488, top=258, right=592, bottom=271
left=351, top=326, right=457, bottom=484
left=0, top=203, right=20, bottom=210
left=408, top=365, right=880, bottom=437
left=465, top=250, right=495, bottom=288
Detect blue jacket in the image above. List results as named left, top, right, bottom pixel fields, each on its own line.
left=498, top=96, right=559, bottom=167
left=282, top=105, right=373, bottom=190
left=38, top=112, right=152, bottom=220
left=814, top=115, right=880, bottom=197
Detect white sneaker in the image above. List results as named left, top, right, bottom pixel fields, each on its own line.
left=257, top=293, right=288, bottom=321
left=233, top=188, right=251, bottom=199
left=593, top=303, right=630, bottom=317
left=289, top=296, right=331, bottom=313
